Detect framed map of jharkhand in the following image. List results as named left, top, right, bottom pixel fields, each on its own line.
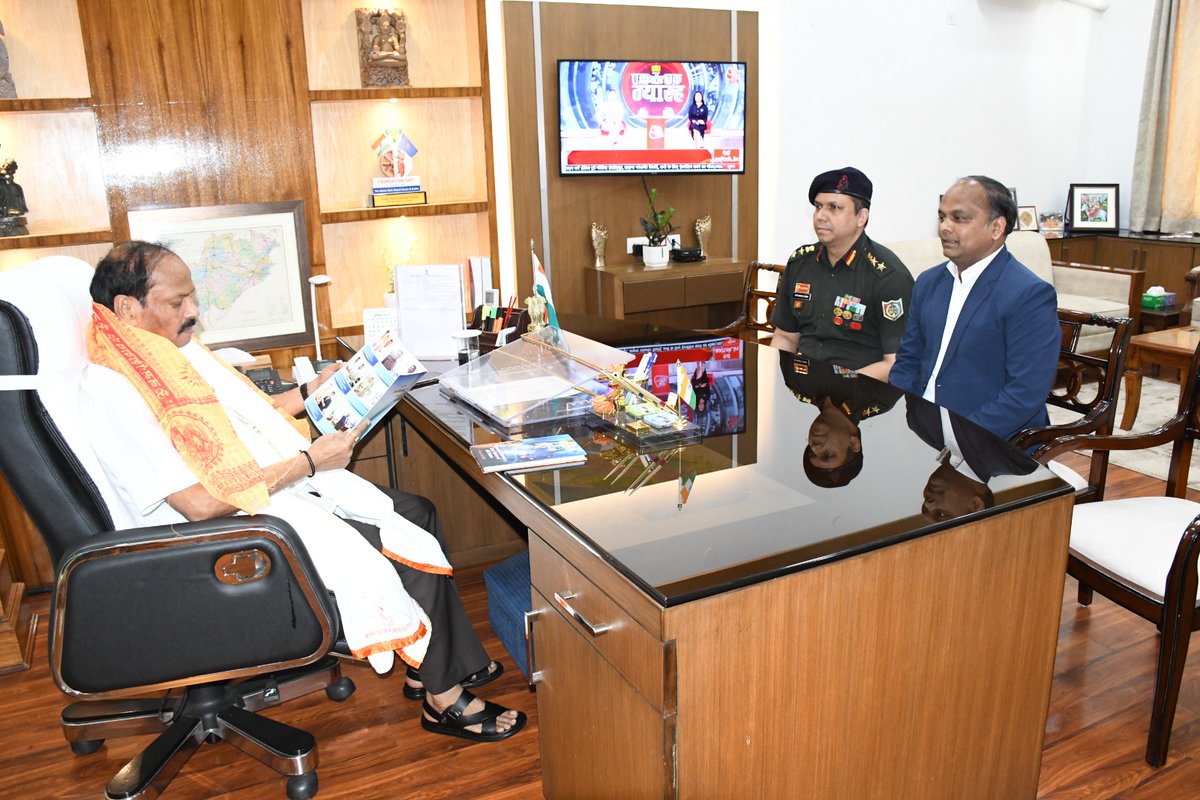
left=127, top=201, right=312, bottom=351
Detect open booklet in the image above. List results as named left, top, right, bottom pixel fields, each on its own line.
left=304, top=329, right=426, bottom=437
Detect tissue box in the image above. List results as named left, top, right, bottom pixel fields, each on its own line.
left=1141, top=292, right=1176, bottom=310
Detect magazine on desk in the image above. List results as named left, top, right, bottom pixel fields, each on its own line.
left=469, top=433, right=588, bottom=474
left=304, top=329, right=426, bottom=437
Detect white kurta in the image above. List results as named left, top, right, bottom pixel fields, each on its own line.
left=80, top=343, right=446, bottom=674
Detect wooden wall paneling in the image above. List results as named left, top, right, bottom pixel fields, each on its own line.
left=501, top=2, right=541, bottom=301
left=736, top=10, right=758, bottom=261
left=78, top=0, right=326, bottom=278
left=0, top=476, right=54, bottom=590
left=322, top=213, right=489, bottom=328
left=0, top=0, right=90, bottom=99
left=505, top=2, right=758, bottom=316
left=473, top=0, right=500, bottom=291
left=302, top=0, right=481, bottom=90
left=310, top=98, right=487, bottom=210
left=0, top=112, right=109, bottom=235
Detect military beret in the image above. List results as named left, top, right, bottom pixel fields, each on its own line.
left=808, top=167, right=873, bottom=207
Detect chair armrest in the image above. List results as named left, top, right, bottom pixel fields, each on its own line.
left=52, top=514, right=338, bottom=699
left=1010, top=404, right=1114, bottom=451
left=1034, top=411, right=1188, bottom=464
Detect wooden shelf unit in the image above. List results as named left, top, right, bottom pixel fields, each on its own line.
left=301, top=0, right=498, bottom=332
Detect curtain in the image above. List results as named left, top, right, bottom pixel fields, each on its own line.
left=1130, top=0, right=1200, bottom=233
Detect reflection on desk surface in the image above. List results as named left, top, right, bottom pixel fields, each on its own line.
left=403, top=317, right=1070, bottom=605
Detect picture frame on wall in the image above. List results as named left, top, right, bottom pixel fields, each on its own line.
left=127, top=200, right=313, bottom=351
left=1017, top=205, right=1039, bottom=232
left=1068, top=183, right=1119, bottom=233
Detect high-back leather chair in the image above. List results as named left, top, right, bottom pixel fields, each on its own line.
left=0, top=257, right=354, bottom=800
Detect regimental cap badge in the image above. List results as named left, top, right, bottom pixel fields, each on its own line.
left=837, top=174, right=850, bottom=192
left=882, top=298, right=904, bottom=321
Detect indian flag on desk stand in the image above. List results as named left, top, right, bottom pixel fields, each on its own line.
left=678, top=470, right=696, bottom=510
left=531, top=241, right=560, bottom=329
left=675, top=360, right=697, bottom=409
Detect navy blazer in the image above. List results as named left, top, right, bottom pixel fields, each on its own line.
left=889, top=245, right=1060, bottom=440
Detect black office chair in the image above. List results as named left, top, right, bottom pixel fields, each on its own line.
left=0, top=257, right=354, bottom=800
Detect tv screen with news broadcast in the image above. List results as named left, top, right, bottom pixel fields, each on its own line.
left=558, top=59, right=747, bottom=175
left=618, top=337, right=746, bottom=436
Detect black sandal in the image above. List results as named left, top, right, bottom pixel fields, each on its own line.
left=420, top=689, right=526, bottom=743
left=403, top=660, right=504, bottom=701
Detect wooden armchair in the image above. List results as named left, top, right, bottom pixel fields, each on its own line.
left=701, top=261, right=784, bottom=341
left=1035, top=342, right=1200, bottom=767
left=1010, top=309, right=1132, bottom=502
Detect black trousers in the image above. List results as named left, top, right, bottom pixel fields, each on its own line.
left=342, top=486, right=490, bottom=695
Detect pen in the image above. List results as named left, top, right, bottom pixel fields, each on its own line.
left=502, top=296, right=516, bottom=327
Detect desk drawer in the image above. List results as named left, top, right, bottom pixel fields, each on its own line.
left=685, top=270, right=743, bottom=306
left=621, top=276, right=685, bottom=314
left=531, top=535, right=672, bottom=712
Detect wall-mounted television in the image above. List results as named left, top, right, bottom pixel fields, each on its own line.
left=558, top=59, right=747, bottom=175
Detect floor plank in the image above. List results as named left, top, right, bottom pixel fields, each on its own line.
left=1, top=454, right=1198, bottom=798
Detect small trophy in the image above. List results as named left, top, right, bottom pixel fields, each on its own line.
left=369, top=128, right=423, bottom=208
left=695, top=215, right=712, bottom=258
left=590, top=222, right=608, bottom=268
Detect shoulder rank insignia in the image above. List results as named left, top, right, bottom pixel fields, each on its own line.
left=789, top=243, right=817, bottom=261
left=867, top=252, right=887, bottom=273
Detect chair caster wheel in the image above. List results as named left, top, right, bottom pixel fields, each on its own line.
left=287, top=771, right=318, bottom=799
left=325, top=676, right=355, bottom=702
left=70, top=739, right=103, bottom=755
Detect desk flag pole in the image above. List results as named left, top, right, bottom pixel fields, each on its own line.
left=531, top=239, right=560, bottom=329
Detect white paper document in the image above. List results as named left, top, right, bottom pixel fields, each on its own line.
left=393, top=264, right=466, bottom=360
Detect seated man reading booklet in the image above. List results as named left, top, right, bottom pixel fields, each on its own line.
left=82, top=241, right=525, bottom=743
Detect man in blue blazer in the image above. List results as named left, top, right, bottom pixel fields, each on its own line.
left=889, top=176, right=1060, bottom=440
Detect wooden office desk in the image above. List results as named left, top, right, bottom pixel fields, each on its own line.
left=585, top=258, right=745, bottom=330
left=394, top=317, right=1073, bottom=798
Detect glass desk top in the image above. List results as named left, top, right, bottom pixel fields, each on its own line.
left=384, top=317, right=1072, bottom=607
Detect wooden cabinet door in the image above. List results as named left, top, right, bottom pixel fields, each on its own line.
left=1055, top=236, right=1096, bottom=264
left=1094, top=237, right=1141, bottom=269
left=532, top=588, right=674, bottom=800
left=1140, top=242, right=1198, bottom=299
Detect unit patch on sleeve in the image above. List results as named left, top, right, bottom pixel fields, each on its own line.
left=882, top=298, right=904, bottom=321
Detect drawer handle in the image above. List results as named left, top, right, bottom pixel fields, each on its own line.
left=554, top=591, right=615, bottom=637
left=524, top=609, right=543, bottom=686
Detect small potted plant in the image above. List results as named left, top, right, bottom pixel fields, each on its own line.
left=639, top=179, right=675, bottom=268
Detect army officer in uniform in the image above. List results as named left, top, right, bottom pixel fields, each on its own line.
left=769, top=167, right=913, bottom=382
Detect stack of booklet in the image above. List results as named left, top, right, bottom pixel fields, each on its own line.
left=469, top=433, right=587, bottom=474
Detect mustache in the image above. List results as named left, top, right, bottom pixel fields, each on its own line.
left=178, top=317, right=198, bottom=334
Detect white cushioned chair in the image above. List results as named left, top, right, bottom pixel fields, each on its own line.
left=1037, top=341, right=1200, bottom=768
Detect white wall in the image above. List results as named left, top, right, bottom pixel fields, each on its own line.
left=484, top=0, right=1152, bottom=292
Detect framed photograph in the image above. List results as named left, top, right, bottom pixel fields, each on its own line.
left=127, top=200, right=313, bottom=351
left=1017, top=205, right=1039, bottom=232
left=1068, top=183, right=1119, bottom=232
left=1039, top=211, right=1065, bottom=238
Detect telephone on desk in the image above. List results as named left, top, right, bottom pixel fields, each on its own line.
left=244, top=366, right=296, bottom=395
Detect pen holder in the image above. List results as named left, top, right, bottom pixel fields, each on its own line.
left=470, top=305, right=530, bottom=354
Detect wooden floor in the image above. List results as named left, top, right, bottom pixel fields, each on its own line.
left=1, top=453, right=1198, bottom=798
